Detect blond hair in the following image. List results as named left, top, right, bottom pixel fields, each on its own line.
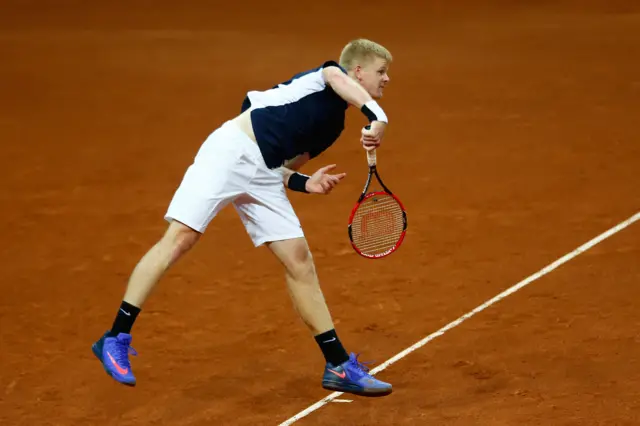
left=339, top=39, right=392, bottom=71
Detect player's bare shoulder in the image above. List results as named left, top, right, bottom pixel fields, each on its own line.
left=322, top=65, right=345, bottom=85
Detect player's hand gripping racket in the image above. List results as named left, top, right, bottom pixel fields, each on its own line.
left=348, top=147, right=407, bottom=259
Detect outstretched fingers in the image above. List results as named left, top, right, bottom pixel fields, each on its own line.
left=330, top=172, right=347, bottom=181
left=318, top=164, right=338, bottom=174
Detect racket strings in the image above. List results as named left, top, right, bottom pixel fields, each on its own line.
left=351, top=194, right=404, bottom=255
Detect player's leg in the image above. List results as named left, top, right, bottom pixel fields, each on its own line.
left=265, top=238, right=337, bottom=333
left=113, top=220, right=199, bottom=335
left=124, top=220, right=199, bottom=307
left=266, top=237, right=392, bottom=396
left=91, top=220, right=199, bottom=386
left=266, top=237, right=351, bottom=360
left=92, top=120, right=255, bottom=386
left=235, top=159, right=392, bottom=396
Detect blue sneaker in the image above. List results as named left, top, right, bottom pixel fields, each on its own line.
left=322, top=353, right=392, bottom=397
left=92, top=331, right=137, bottom=386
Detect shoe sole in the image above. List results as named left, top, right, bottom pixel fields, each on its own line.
left=322, top=382, right=392, bottom=397
left=92, top=343, right=136, bottom=387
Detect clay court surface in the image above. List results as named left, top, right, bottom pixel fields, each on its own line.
left=1, top=1, right=639, bottom=425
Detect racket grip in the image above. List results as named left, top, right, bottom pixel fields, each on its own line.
left=367, top=149, right=377, bottom=167
left=363, top=124, right=377, bottom=166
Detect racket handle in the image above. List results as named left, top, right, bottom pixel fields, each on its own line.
left=367, top=149, right=377, bottom=167
left=363, top=124, right=377, bottom=166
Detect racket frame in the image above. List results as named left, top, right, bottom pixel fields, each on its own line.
left=347, top=150, right=408, bottom=259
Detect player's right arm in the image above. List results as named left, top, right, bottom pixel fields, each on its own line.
left=322, top=66, right=387, bottom=151
left=322, top=66, right=372, bottom=109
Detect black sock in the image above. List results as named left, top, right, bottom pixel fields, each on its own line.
left=314, top=329, right=349, bottom=366
left=108, top=301, right=141, bottom=337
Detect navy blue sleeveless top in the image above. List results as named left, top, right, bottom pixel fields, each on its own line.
left=241, top=61, right=349, bottom=169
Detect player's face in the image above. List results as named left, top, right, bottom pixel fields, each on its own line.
left=355, top=56, right=390, bottom=99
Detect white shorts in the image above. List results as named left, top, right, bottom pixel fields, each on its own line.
left=164, top=120, right=304, bottom=247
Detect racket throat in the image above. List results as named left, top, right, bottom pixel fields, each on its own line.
left=358, top=166, right=377, bottom=201
left=373, top=169, right=393, bottom=195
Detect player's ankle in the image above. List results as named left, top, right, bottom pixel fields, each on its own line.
left=108, top=301, right=141, bottom=337
left=314, top=329, right=349, bottom=365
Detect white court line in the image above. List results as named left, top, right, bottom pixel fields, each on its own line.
left=279, top=211, right=640, bottom=426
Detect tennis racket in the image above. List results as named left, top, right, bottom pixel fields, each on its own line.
left=348, top=148, right=407, bottom=259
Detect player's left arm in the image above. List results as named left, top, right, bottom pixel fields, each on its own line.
left=280, top=154, right=346, bottom=195
left=282, top=153, right=311, bottom=171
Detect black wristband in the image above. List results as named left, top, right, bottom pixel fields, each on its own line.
left=360, top=100, right=388, bottom=123
left=288, top=172, right=310, bottom=193
left=361, top=104, right=378, bottom=122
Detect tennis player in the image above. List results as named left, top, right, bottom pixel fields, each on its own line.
left=92, top=38, right=393, bottom=396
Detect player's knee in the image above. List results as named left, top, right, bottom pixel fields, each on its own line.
left=286, top=242, right=316, bottom=280
left=162, top=220, right=200, bottom=259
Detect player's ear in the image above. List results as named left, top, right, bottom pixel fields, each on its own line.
left=354, top=65, right=363, bottom=81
